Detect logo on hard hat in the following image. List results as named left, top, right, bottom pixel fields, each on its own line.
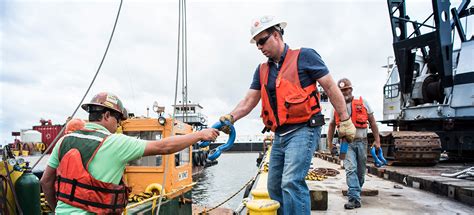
left=339, top=82, right=345, bottom=88
left=103, top=101, right=114, bottom=108
left=254, top=21, right=260, bottom=27
left=260, top=16, right=273, bottom=23
left=106, top=94, right=118, bottom=105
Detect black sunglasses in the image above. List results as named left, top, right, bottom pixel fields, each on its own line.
left=256, top=33, right=273, bottom=46
left=109, top=111, right=122, bottom=123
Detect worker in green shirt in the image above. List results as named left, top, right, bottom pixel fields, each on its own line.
left=40, top=92, right=219, bottom=214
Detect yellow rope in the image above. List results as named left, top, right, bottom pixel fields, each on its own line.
left=151, top=197, right=158, bottom=214
left=40, top=193, right=52, bottom=213
left=125, top=182, right=196, bottom=212
left=127, top=194, right=163, bottom=210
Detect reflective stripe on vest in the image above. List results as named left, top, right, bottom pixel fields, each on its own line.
left=56, top=129, right=129, bottom=214
left=334, top=96, right=369, bottom=129
left=260, top=49, right=321, bottom=132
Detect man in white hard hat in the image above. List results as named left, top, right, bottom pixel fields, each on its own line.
left=219, top=16, right=356, bottom=214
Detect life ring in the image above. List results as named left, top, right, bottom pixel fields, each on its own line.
left=36, top=143, right=46, bottom=152
left=145, top=183, right=165, bottom=196
left=192, top=152, right=198, bottom=166
left=196, top=153, right=202, bottom=166
left=199, top=152, right=206, bottom=166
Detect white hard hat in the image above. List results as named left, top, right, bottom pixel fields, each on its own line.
left=250, top=15, right=287, bottom=43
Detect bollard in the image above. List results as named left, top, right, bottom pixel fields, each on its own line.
left=246, top=199, right=280, bottom=215
left=251, top=189, right=270, bottom=200
left=310, top=189, right=328, bottom=210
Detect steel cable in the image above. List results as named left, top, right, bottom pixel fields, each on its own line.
left=32, top=0, right=124, bottom=170
left=156, top=0, right=186, bottom=214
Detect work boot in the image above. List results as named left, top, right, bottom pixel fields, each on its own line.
left=344, top=200, right=361, bottom=209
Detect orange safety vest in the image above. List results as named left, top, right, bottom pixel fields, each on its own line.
left=55, top=129, right=129, bottom=214
left=334, top=96, right=369, bottom=128
left=260, top=49, right=321, bottom=132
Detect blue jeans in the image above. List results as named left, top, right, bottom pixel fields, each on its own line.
left=268, top=126, right=321, bottom=215
left=343, top=140, right=367, bottom=203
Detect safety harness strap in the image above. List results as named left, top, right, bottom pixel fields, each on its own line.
left=57, top=193, right=126, bottom=209
left=310, top=90, right=320, bottom=111
left=57, top=176, right=127, bottom=194
left=69, top=179, right=78, bottom=202
left=56, top=175, right=61, bottom=198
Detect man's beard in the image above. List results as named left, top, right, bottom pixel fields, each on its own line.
left=344, top=95, right=353, bottom=103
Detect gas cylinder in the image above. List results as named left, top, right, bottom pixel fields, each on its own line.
left=15, top=166, right=41, bottom=215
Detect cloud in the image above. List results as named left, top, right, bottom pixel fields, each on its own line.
left=1, top=0, right=472, bottom=144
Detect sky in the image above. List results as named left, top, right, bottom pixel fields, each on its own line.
left=1, top=0, right=473, bottom=144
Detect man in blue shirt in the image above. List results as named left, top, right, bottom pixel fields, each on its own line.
left=219, top=16, right=356, bottom=214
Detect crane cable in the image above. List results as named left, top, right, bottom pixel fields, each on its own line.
left=182, top=0, right=189, bottom=123
left=156, top=0, right=187, bottom=214
left=32, top=0, right=124, bottom=169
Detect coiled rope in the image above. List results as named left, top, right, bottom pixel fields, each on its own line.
left=305, top=168, right=340, bottom=181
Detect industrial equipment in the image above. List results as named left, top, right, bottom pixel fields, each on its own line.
left=379, top=0, right=474, bottom=164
